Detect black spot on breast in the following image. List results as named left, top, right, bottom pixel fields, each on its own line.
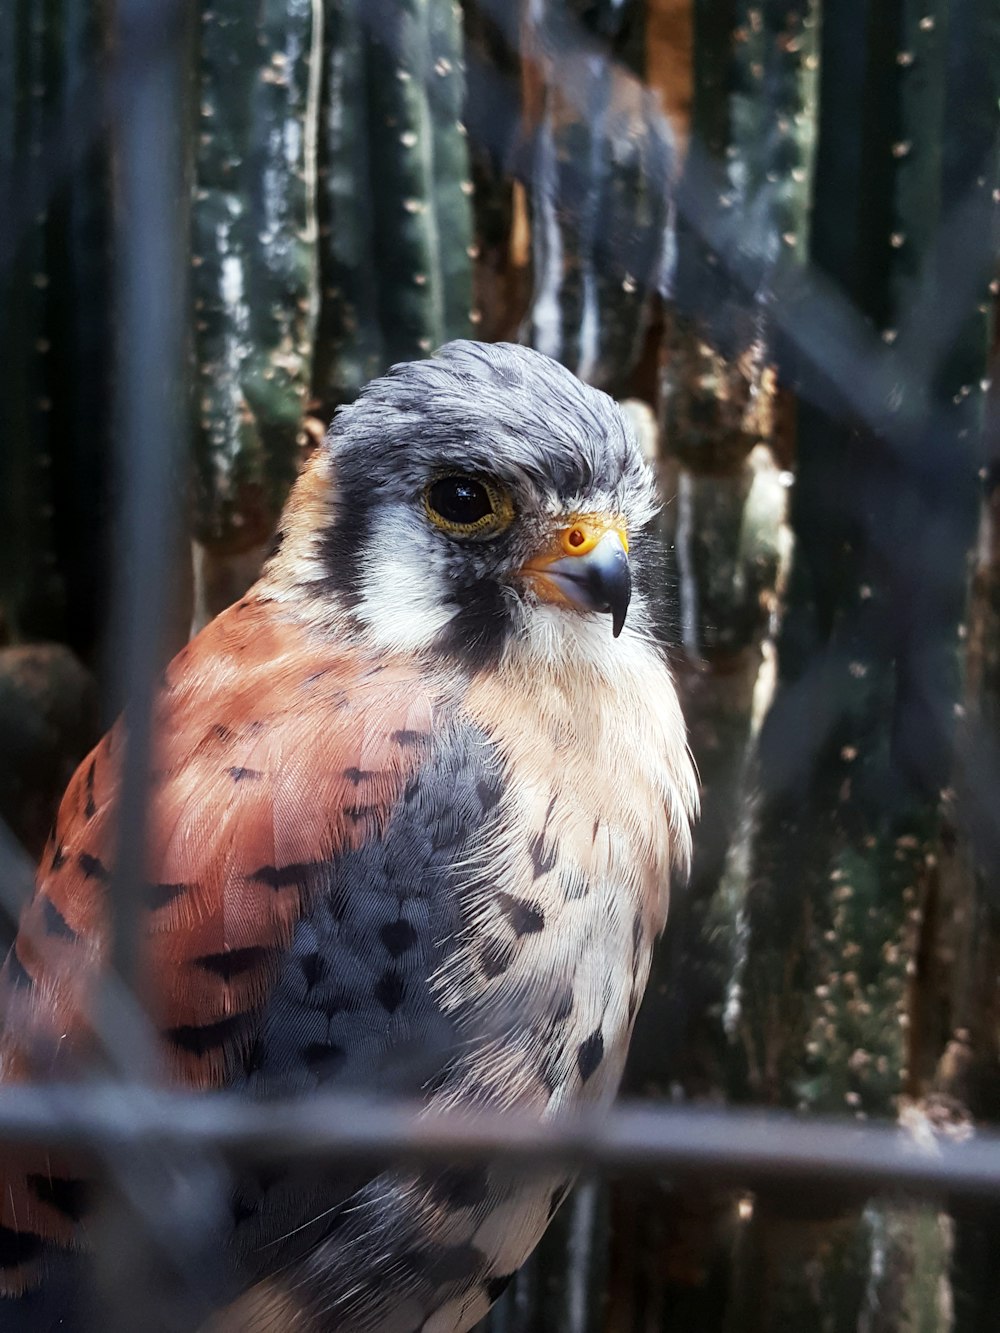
left=242, top=1036, right=266, bottom=1077
left=266, top=528, right=285, bottom=559
left=476, top=778, right=502, bottom=812
left=433, top=1166, right=489, bottom=1210
left=212, top=724, right=233, bottom=743
left=485, top=1273, right=514, bottom=1303
left=343, top=767, right=374, bottom=784
left=227, top=766, right=263, bottom=783
left=303, top=1041, right=346, bottom=1081
left=577, top=1028, right=604, bottom=1083
left=380, top=918, right=418, bottom=957
left=300, top=952, right=326, bottom=991
left=322, top=988, right=352, bottom=1020
left=529, top=833, right=558, bottom=879
left=496, top=891, right=544, bottom=937
left=480, top=937, right=514, bottom=979
left=376, top=969, right=405, bottom=1013
left=50, top=842, right=67, bottom=871
left=77, top=852, right=109, bottom=881
left=84, top=759, right=97, bottom=819
left=28, top=1174, right=90, bottom=1222
left=552, top=988, right=574, bottom=1023
left=42, top=896, right=76, bottom=940
left=394, top=1246, right=429, bottom=1278
left=430, top=1243, right=486, bottom=1283
left=194, top=946, right=273, bottom=981
left=392, top=729, right=425, bottom=748
left=166, top=1011, right=255, bottom=1056
left=0, top=1224, right=43, bottom=1267
left=6, top=948, right=33, bottom=991
left=249, top=862, right=324, bottom=890
left=146, top=881, right=186, bottom=910
left=344, top=804, right=378, bottom=824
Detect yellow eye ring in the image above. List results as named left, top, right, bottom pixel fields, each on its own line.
left=423, top=474, right=515, bottom=538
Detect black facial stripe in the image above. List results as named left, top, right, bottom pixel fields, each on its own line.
left=318, top=477, right=377, bottom=608
left=433, top=578, right=512, bottom=674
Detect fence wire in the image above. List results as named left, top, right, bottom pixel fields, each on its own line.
left=0, top=0, right=998, bottom=1329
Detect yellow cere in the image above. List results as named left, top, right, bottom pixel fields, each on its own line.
left=557, top=517, right=628, bottom=558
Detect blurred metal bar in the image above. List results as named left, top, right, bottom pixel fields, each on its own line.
left=0, top=1085, right=996, bottom=1206
left=99, top=1, right=194, bottom=1328
left=107, top=0, right=189, bottom=1022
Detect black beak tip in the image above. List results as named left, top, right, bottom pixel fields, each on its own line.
left=601, top=551, right=631, bottom=639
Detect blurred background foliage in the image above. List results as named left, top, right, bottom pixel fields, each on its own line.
left=1, top=0, right=999, bottom=1329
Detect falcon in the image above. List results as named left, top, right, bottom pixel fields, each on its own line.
left=0, top=341, right=697, bottom=1331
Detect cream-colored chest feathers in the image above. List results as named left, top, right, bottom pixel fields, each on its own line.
left=432, top=636, right=697, bottom=1116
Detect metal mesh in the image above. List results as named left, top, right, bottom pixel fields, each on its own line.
left=0, top=0, right=998, bottom=1328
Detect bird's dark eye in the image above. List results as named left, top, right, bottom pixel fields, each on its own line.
left=423, top=474, right=514, bottom=537
left=429, top=477, right=492, bottom=525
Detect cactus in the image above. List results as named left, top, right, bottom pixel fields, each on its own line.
left=46, top=0, right=116, bottom=660
left=605, top=3, right=817, bottom=1320
left=0, top=0, right=65, bottom=644
left=930, top=7, right=1000, bottom=1327
left=191, top=0, right=323, bottom=591
left=312, top=0, right=476, bottom=414
left=459, top=0, right=525, bottom=342
left=727, top=0, right=995, bottom=1327
left=520, top=0, right=674, bottom=396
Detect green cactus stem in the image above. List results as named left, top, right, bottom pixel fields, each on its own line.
left=459, top=0, right=525, bottom=342
left=521, top=0, right=674, bottom=396
left=191, top=0, right=322, bottom=565
left=728, top=0, right=994, bottom=1325
left=312, top=0, right=476, bottom=415
left=0, top=0, right=65, bottom=645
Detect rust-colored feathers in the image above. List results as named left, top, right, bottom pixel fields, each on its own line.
left=0, top=597, right=436, bottom=1293
left=0, top=343, right=698, bottom=1329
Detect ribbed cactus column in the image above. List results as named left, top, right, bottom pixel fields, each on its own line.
left=730, top=0, right=994, bottom=1327
left=460, top=0, right=526, bottom=343
left=191, top=0, right=323, bottom=622
left=0, top=0, right=65, bottom=644
left=601, top=3, right=814, bottom=1326
left=929, top=6, right=1000, bottom=1328
left=520, top=0, right=674, bottom=396
left=45, top=0, right=117, bottom=661
left=312, top=0, right=476, bottom=414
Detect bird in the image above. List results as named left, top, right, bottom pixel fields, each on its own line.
left=0, top=341, right=698, bottom=1332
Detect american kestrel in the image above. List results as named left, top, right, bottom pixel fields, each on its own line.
left=0, top=342, right=697, bottom=1331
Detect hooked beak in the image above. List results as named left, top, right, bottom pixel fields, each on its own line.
left=521, top=518, right=632, bottom=638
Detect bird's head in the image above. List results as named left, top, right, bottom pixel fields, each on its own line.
left=273, top=341, right=662, bottom=672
